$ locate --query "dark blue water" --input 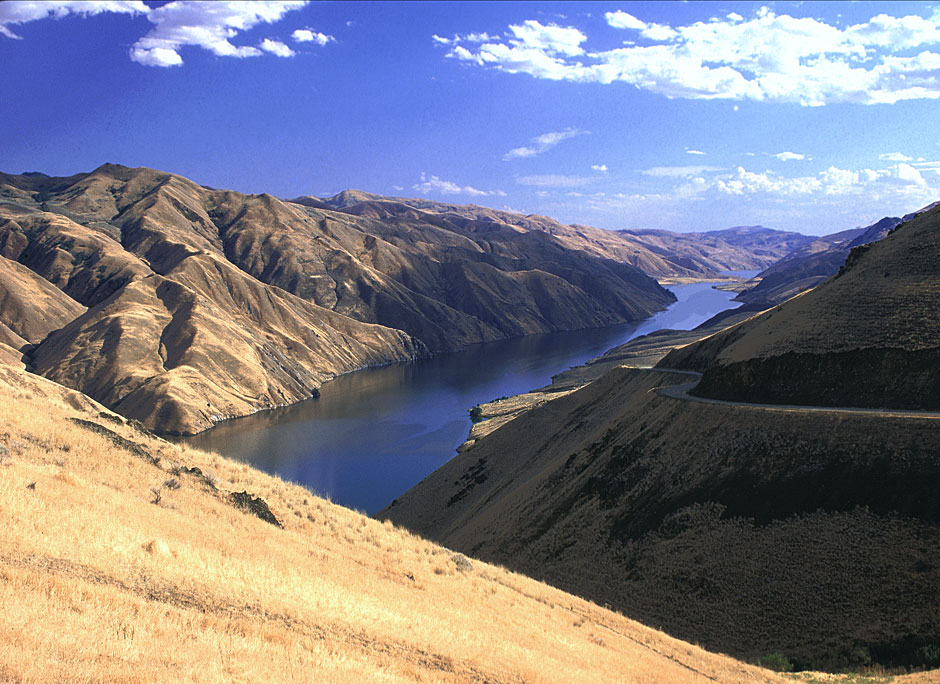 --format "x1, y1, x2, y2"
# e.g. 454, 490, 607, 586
181, 279, 750, 513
